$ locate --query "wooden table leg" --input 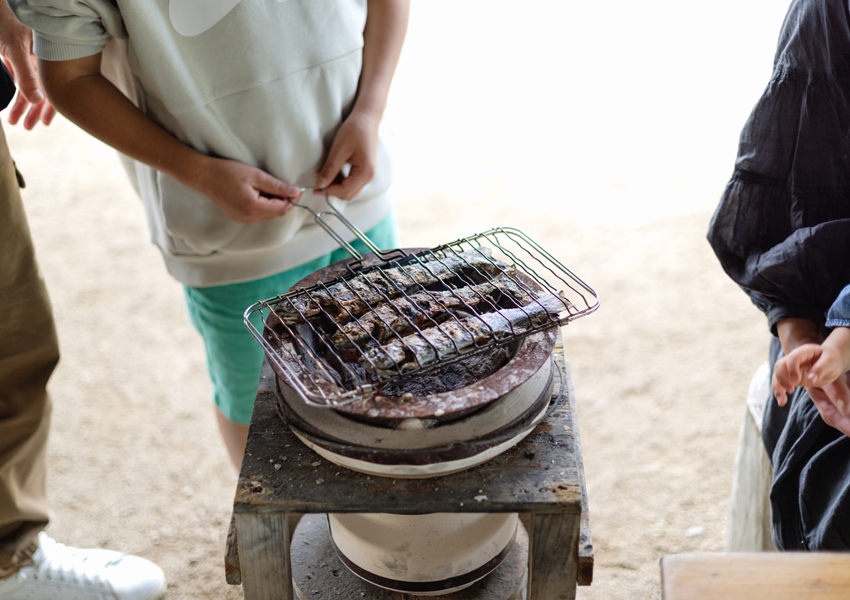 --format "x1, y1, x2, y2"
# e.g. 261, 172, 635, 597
526, 513, 581, 600
236, 512, 301, 600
